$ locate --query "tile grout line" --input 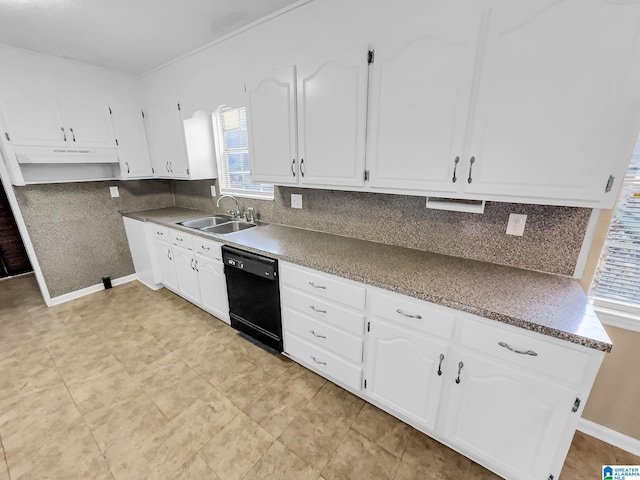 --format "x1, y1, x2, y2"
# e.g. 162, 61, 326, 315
44, 346, 117, 480
0, 428, 11, 480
